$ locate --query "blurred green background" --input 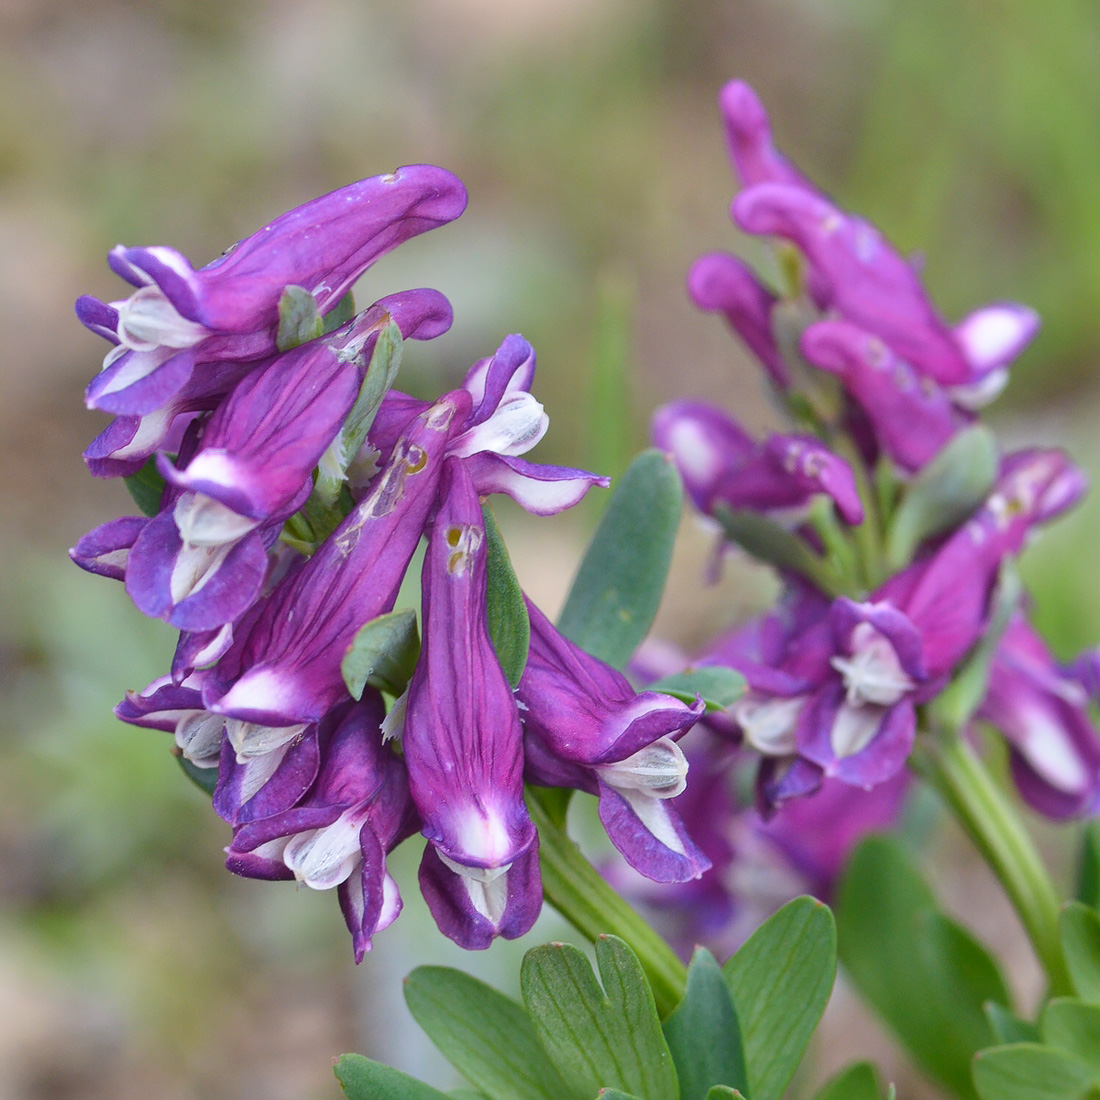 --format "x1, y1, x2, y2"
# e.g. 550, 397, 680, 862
3, 0, 1100, 1096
